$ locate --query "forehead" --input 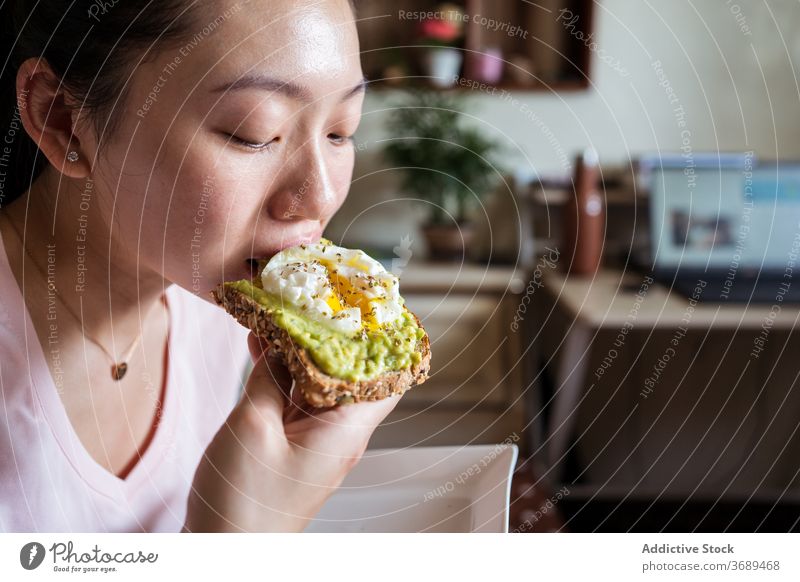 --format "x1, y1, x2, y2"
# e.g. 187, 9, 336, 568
189, 0, 360, 90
